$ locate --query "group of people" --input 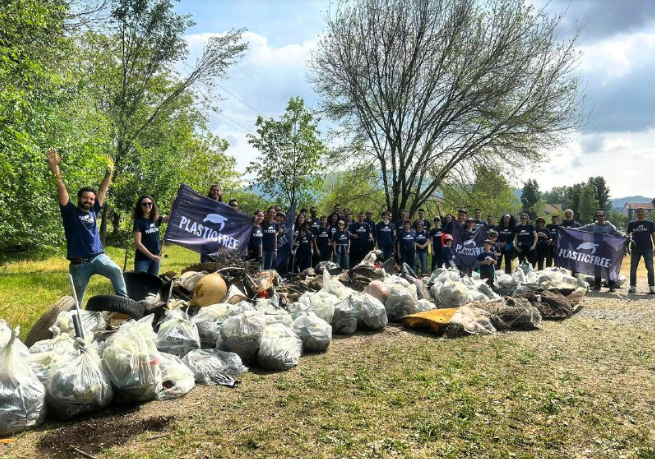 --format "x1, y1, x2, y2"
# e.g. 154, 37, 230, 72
46, 147, 655, 305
